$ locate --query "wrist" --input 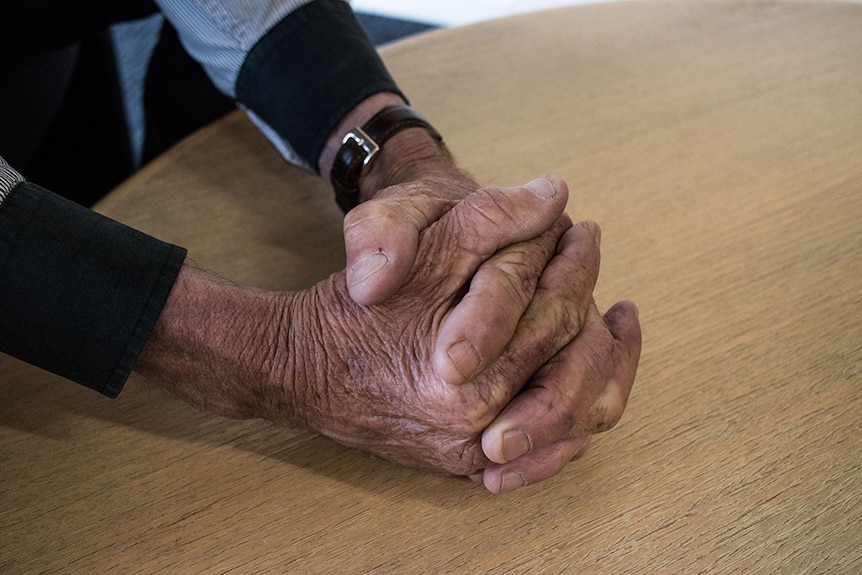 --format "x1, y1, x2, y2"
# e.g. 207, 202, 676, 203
318, 92, 406, 182
319, 93, 475, 208
356, 127, 470, 202
135, 265, 295, 422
